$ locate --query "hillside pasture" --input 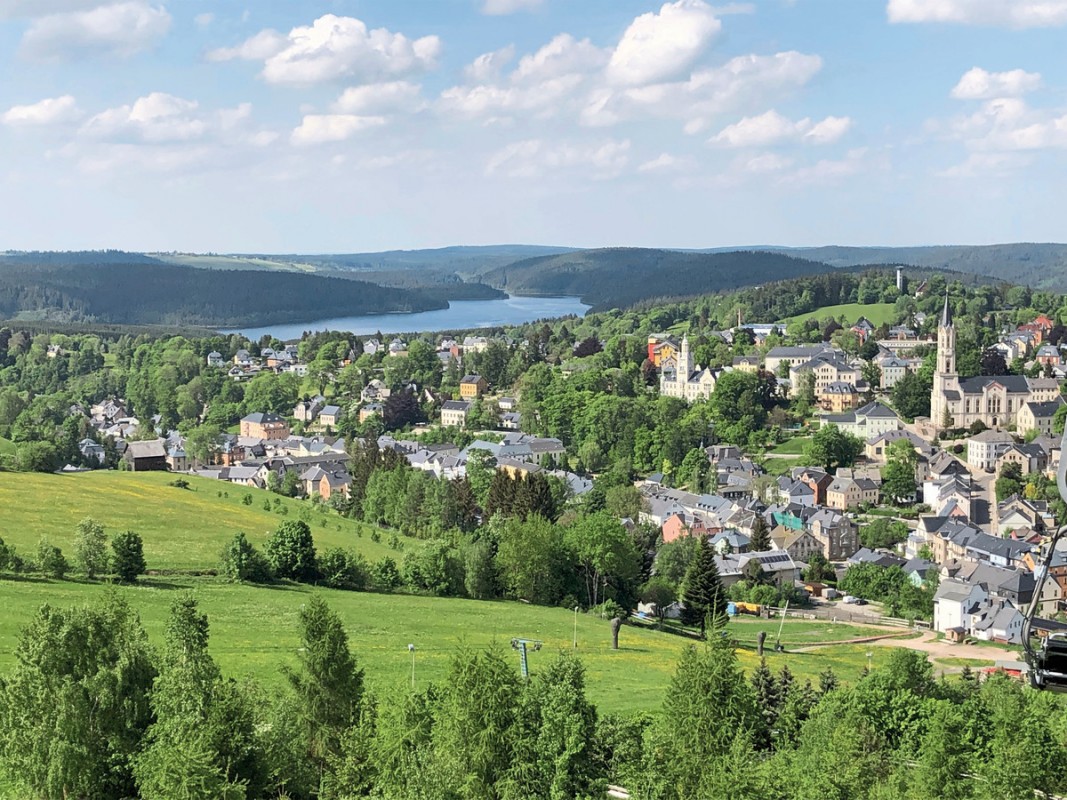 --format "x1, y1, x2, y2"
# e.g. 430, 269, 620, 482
784, 302, 897, 327
0, 471, 400, 572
